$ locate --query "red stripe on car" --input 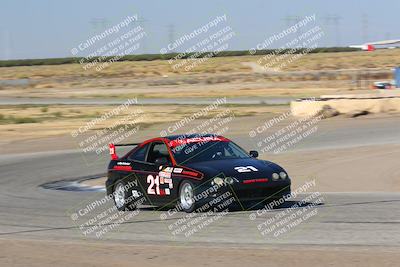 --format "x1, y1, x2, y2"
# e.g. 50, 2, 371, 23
181, 170, 199, 177
243, 178, 268, 184
113, 165, 132, 171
